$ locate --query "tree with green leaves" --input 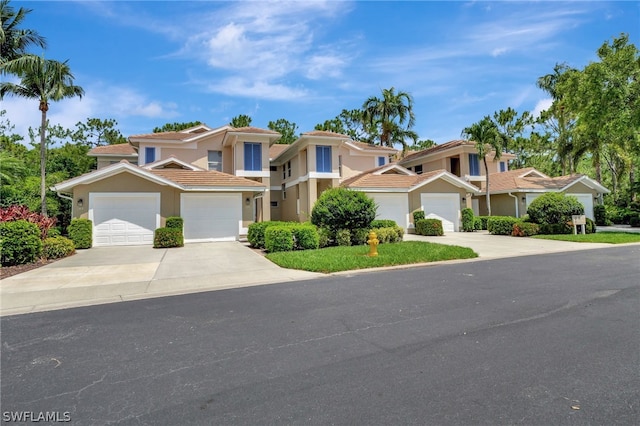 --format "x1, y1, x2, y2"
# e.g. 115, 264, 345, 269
268, 118, 298, 144
461, 116, 506, 216
0, 0, 46, 64
362, 87, 416, 152
230, 114, 252, 128
152, 121, 202, 133
315, 109, 372, 142
71, 118, 126, 147
492, 108, 532, 170
0, 55, 84, 216
408, 139, 436, 151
